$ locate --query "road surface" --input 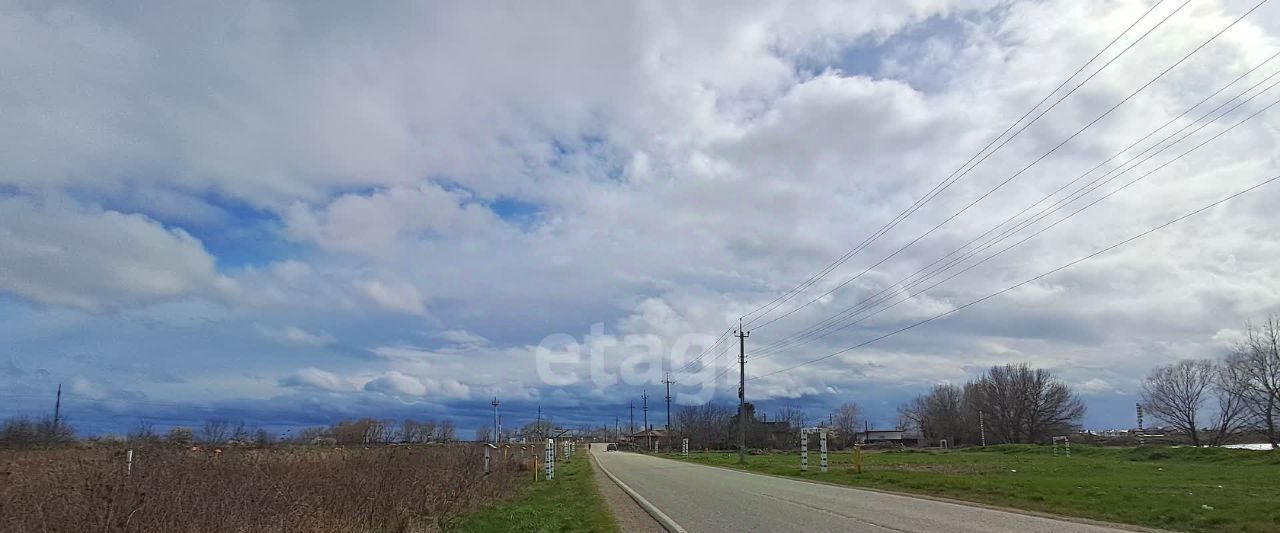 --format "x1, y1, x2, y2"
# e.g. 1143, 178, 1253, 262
590, 444, 1130, 533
